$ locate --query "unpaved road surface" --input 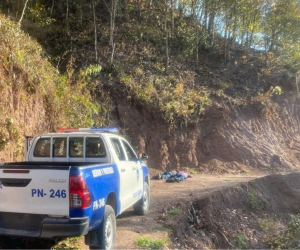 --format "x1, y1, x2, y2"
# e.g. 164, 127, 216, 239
114, 174, 261, 249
